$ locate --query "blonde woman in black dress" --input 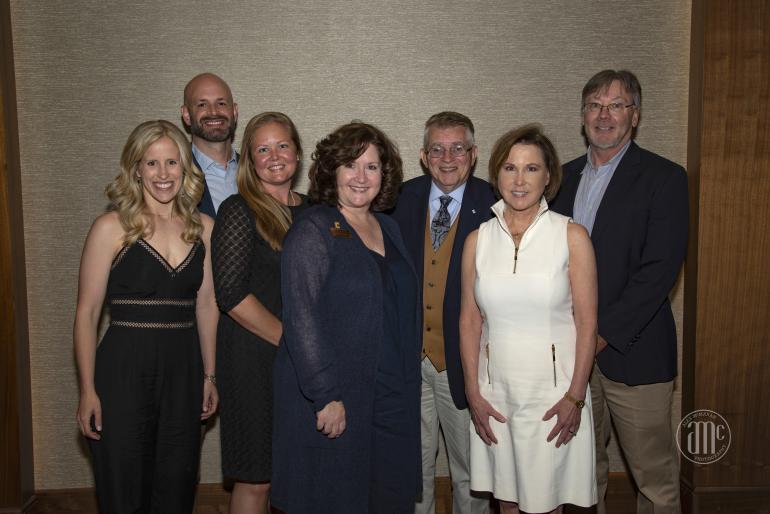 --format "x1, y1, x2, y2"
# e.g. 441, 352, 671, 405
212, 112, 307, 514
74, 120, 219, 514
